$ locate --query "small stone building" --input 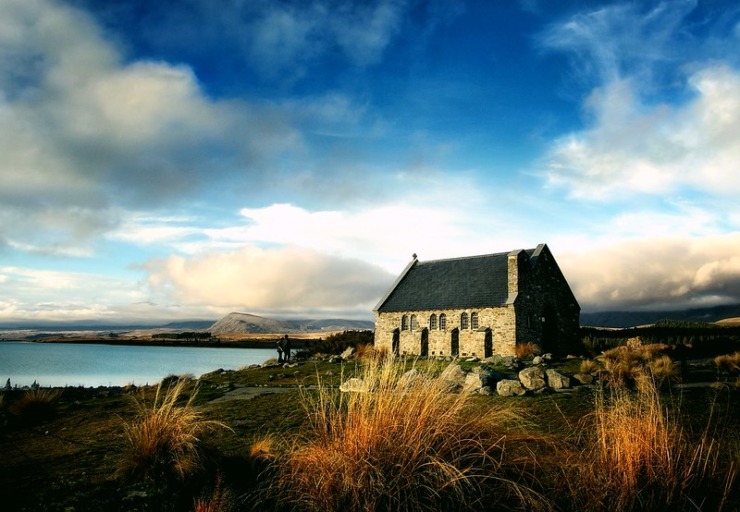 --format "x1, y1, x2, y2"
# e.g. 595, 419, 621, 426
373, 244, 580, 357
